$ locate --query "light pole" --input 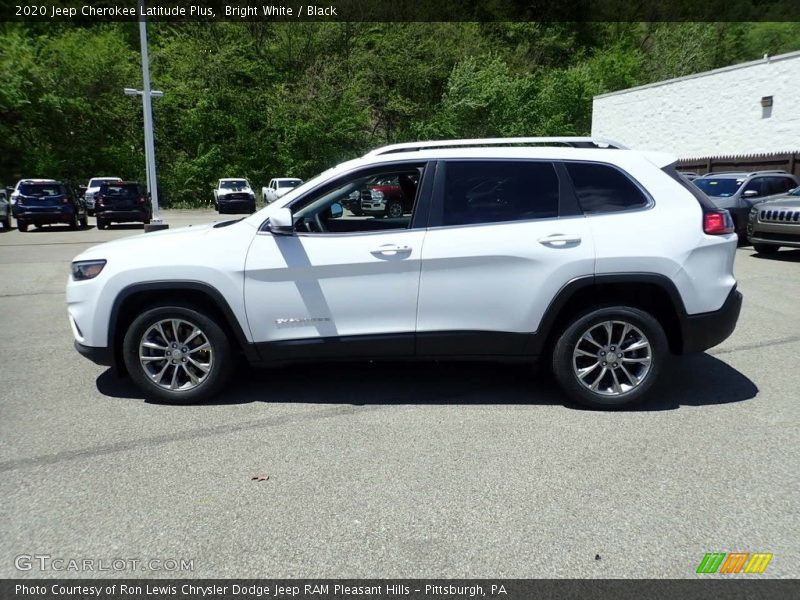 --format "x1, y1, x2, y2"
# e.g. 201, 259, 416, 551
125, 2, 168, 232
